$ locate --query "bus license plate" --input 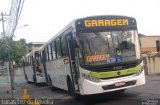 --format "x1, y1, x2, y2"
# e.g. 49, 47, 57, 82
115, 81, 126, 87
